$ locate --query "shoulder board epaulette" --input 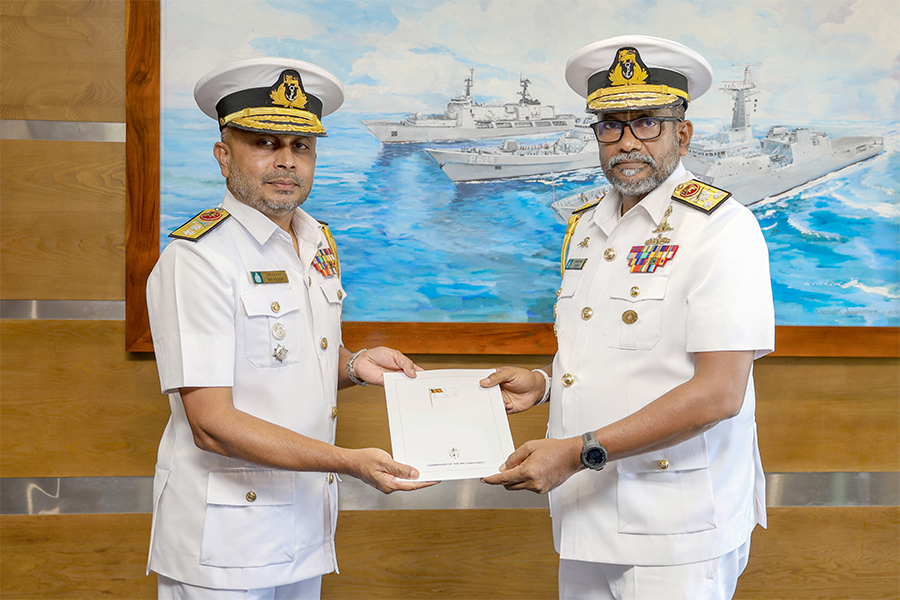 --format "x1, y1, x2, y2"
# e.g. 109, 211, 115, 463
671, 180, 731, 214
169, 208, 230, 241
318, 220, 341, 277
572, 196, 603, 216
